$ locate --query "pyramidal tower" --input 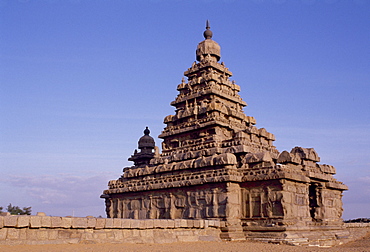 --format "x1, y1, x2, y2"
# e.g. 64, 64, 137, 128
101, 22, 348, 244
